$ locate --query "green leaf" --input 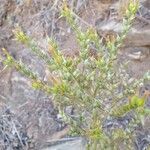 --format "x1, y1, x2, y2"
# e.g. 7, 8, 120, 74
130, 95, 145, 108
